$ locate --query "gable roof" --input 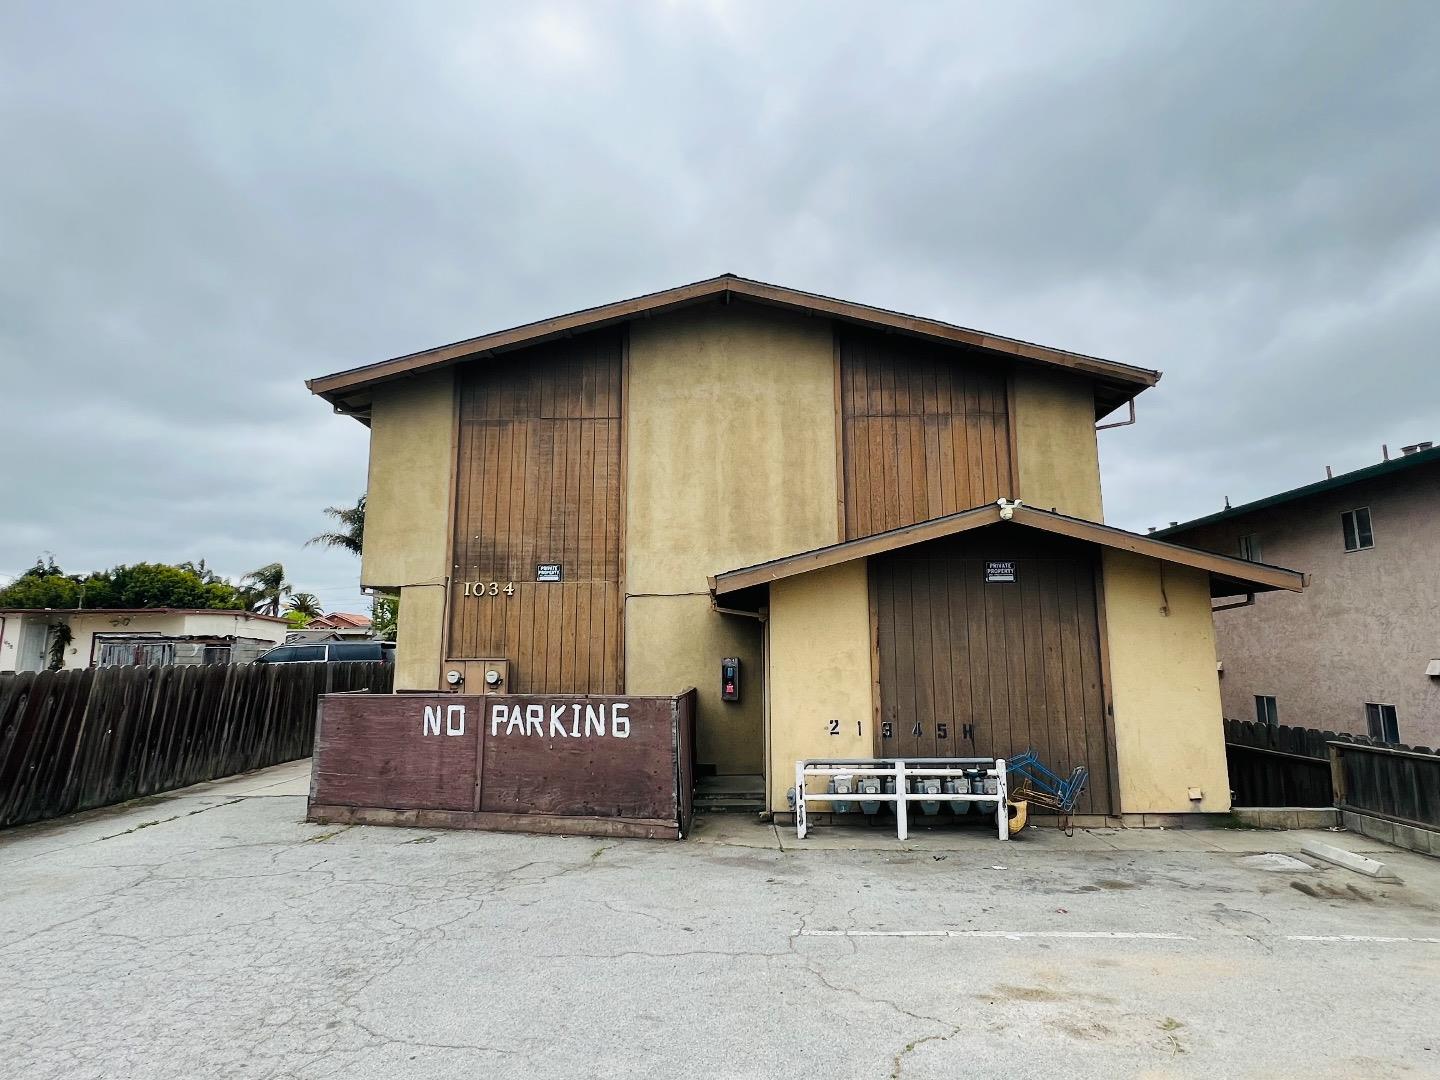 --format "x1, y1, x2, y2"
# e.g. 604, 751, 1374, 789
1154, 443, 1440, 539
709, 502, 1305, 602
308, 611, 371, 629
308, 274, 1160, 421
